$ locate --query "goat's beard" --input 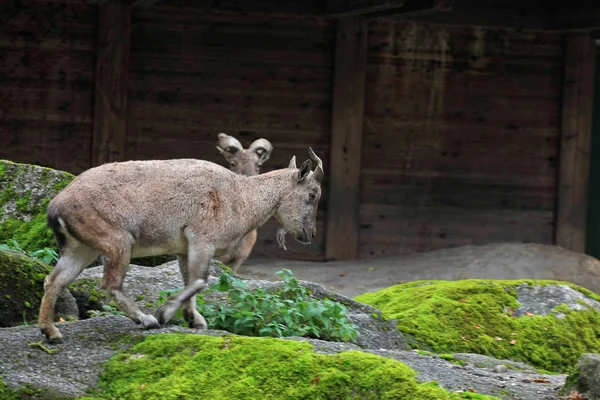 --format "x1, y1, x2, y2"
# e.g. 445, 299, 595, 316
276, 227, 288, 251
